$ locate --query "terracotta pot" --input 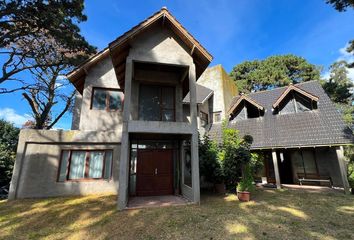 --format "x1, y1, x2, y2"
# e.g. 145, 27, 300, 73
237, 191, 250, 202
214, 183, 226, 194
